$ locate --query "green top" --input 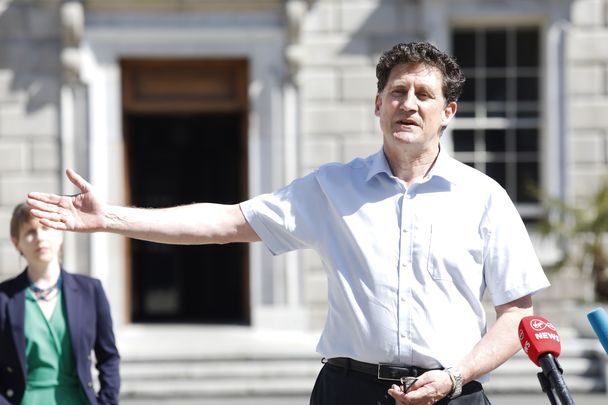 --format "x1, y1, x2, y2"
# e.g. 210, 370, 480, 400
22, 287, 90, 405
